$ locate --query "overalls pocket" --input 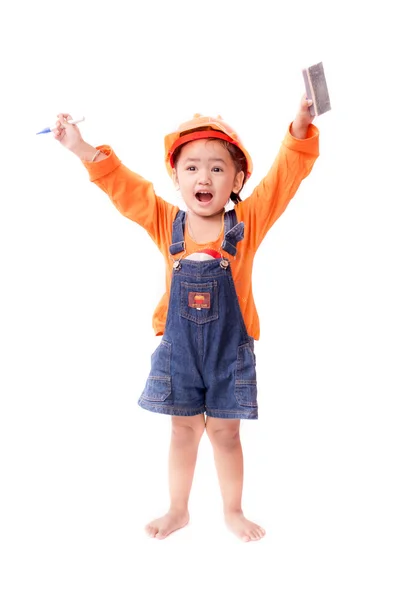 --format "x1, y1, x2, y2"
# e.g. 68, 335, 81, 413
180, 281, 219, 325
235, 342, 258, 407
141, 340, 172, 402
